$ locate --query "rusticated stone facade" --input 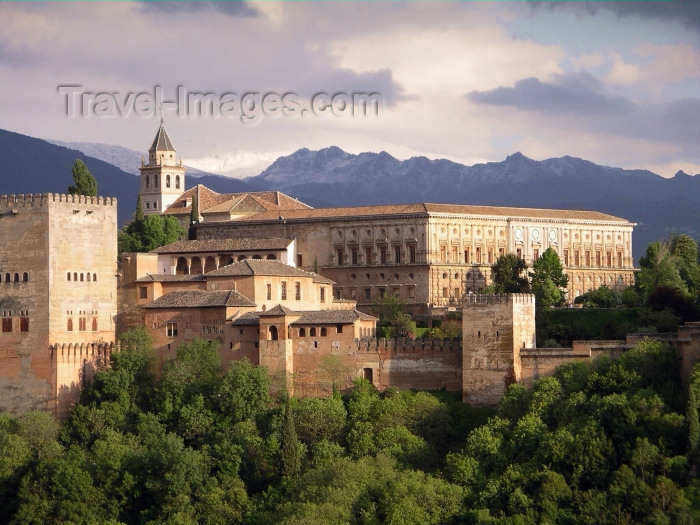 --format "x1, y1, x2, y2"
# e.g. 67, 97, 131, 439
194, 204, 636, 318
0, 194, 118, 418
